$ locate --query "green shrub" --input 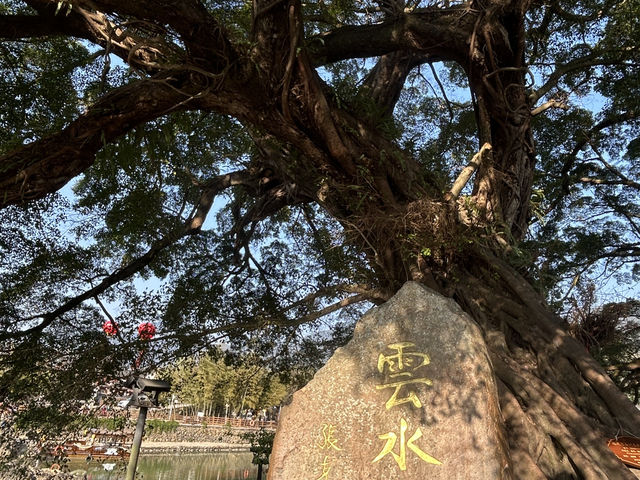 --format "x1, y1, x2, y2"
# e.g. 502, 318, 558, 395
66, 414, 129, 432
146, 419, 179, 434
